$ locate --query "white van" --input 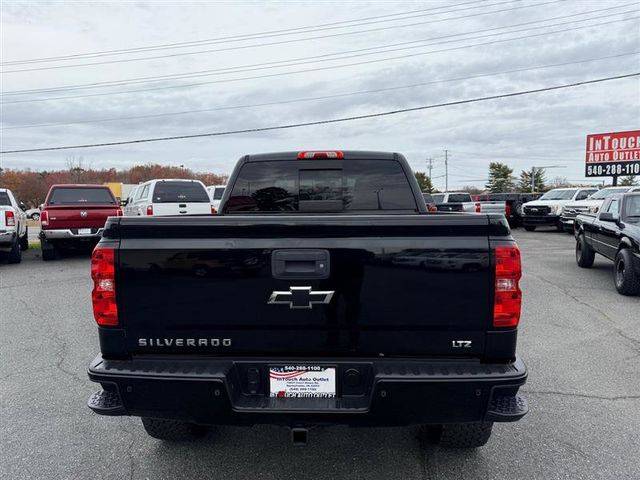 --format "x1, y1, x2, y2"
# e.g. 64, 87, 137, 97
206, 185, 226, 213
124, 179, 213, 216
